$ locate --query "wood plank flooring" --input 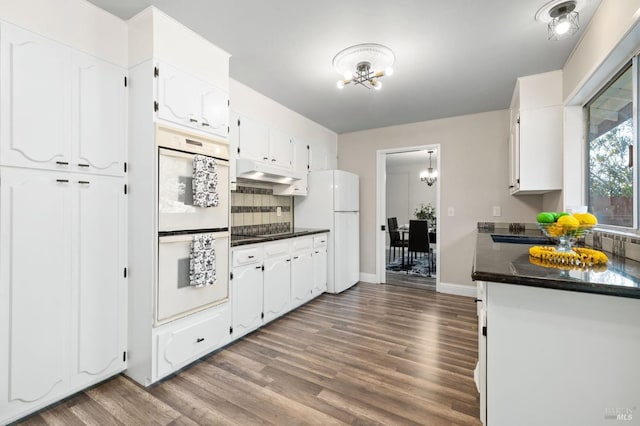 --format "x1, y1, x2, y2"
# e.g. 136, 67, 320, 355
18, 283, 481, 426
